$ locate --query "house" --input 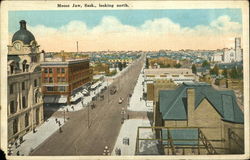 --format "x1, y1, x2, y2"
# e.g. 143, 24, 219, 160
155, 82, 244, 154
